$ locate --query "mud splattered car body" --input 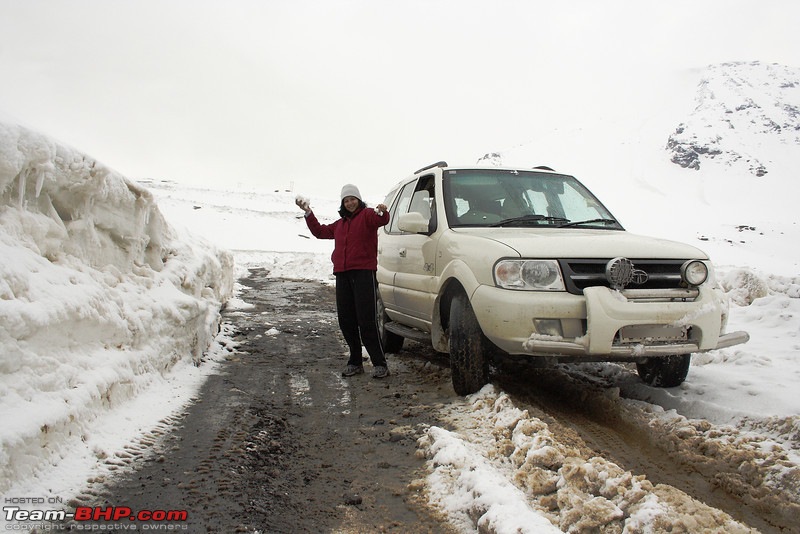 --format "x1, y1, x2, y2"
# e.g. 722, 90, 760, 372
377, 162, 749, 395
